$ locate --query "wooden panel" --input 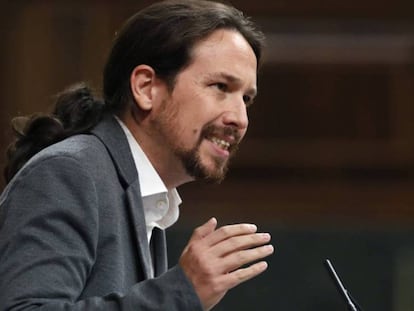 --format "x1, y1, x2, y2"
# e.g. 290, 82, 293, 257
178, 178, 414, 228
4, 0, 414, 18
232, 0, 414, 18
231, 64, 414, 172
252, 65, 391, 139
